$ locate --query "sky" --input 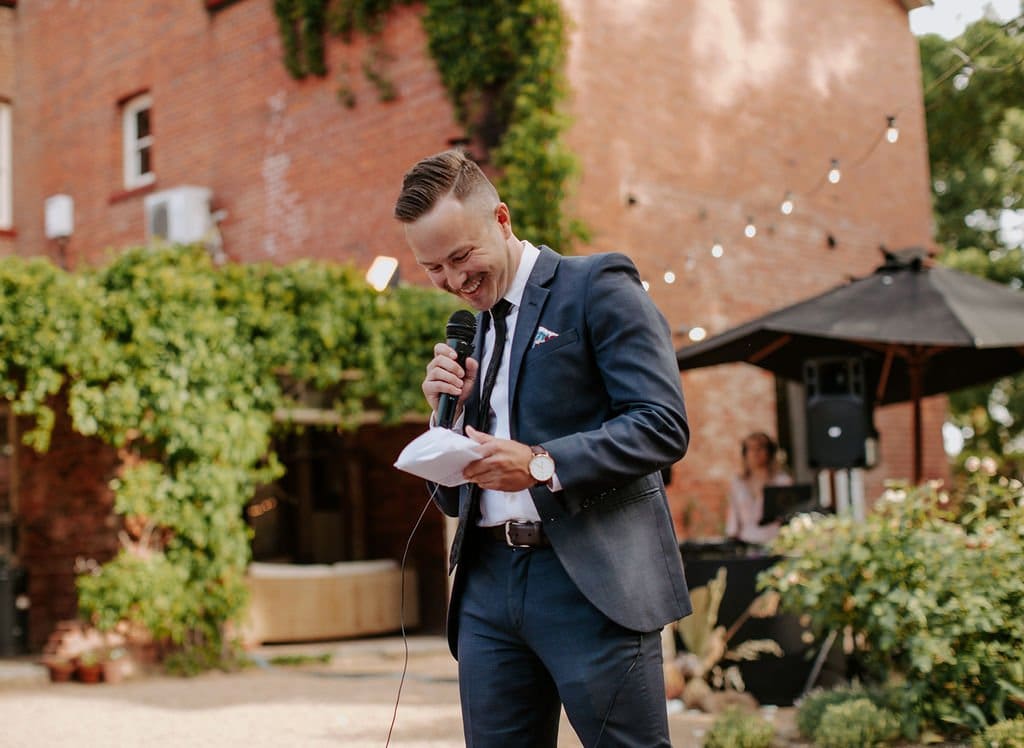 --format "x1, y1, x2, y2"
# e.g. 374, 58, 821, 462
909, 0, 1022, 39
